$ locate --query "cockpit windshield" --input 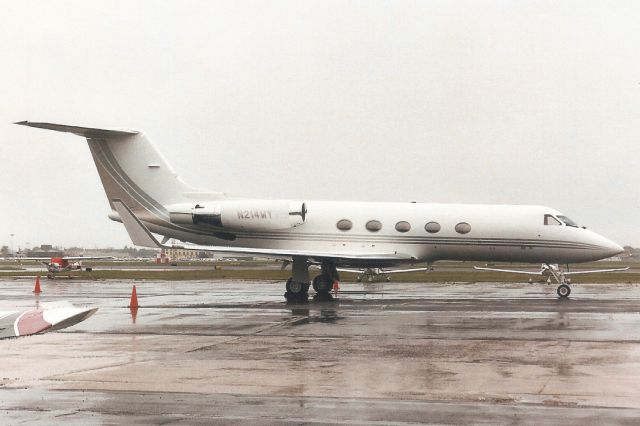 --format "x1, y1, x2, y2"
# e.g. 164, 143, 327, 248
557, 215, 579, 227
544, 214, 562, 226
